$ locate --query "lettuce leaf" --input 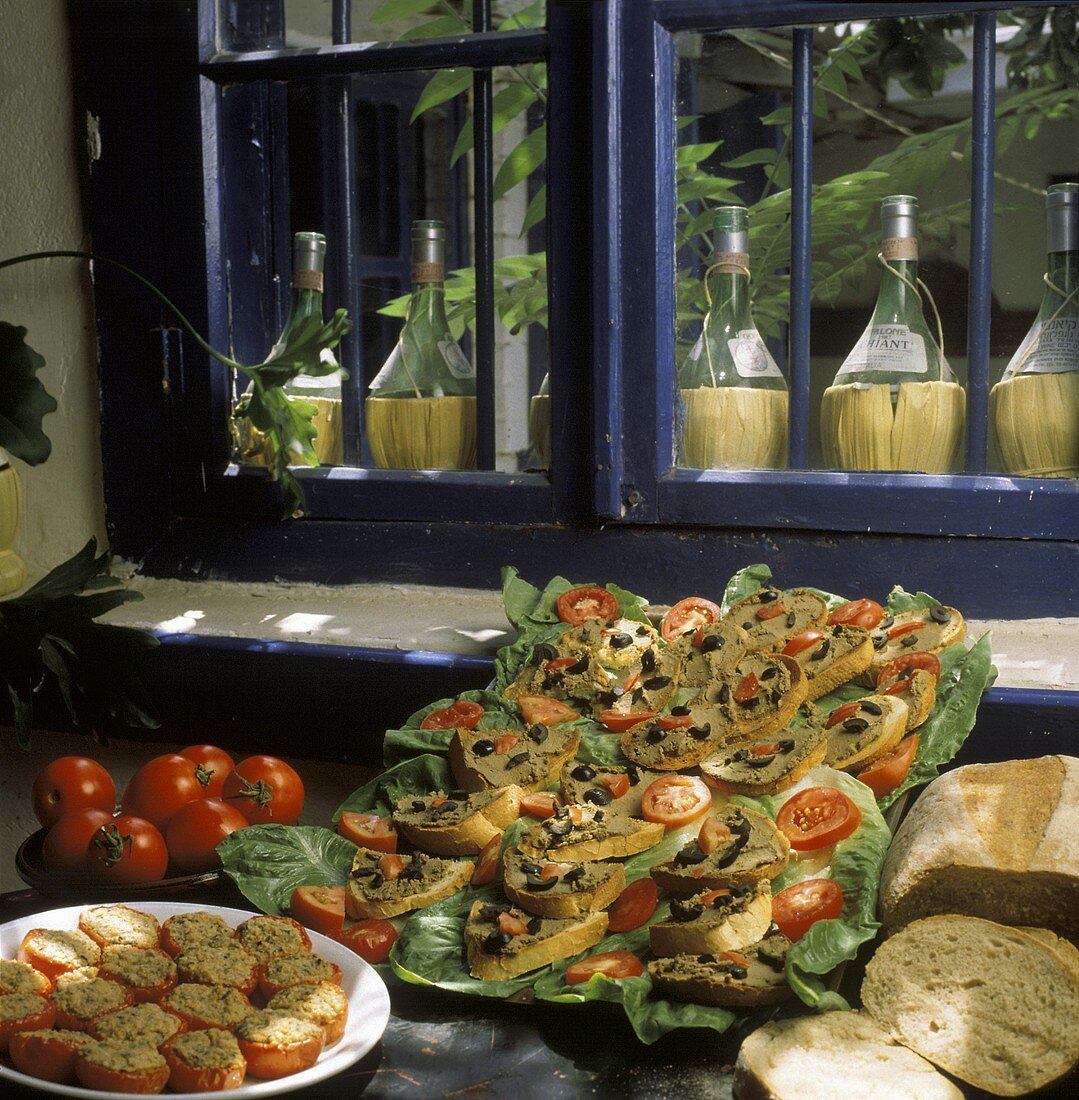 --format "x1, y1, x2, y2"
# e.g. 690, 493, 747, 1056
334, 754, 452, 820
886, 585, 942, 613
720, 563, 773, 612
383, 690, 520, 767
